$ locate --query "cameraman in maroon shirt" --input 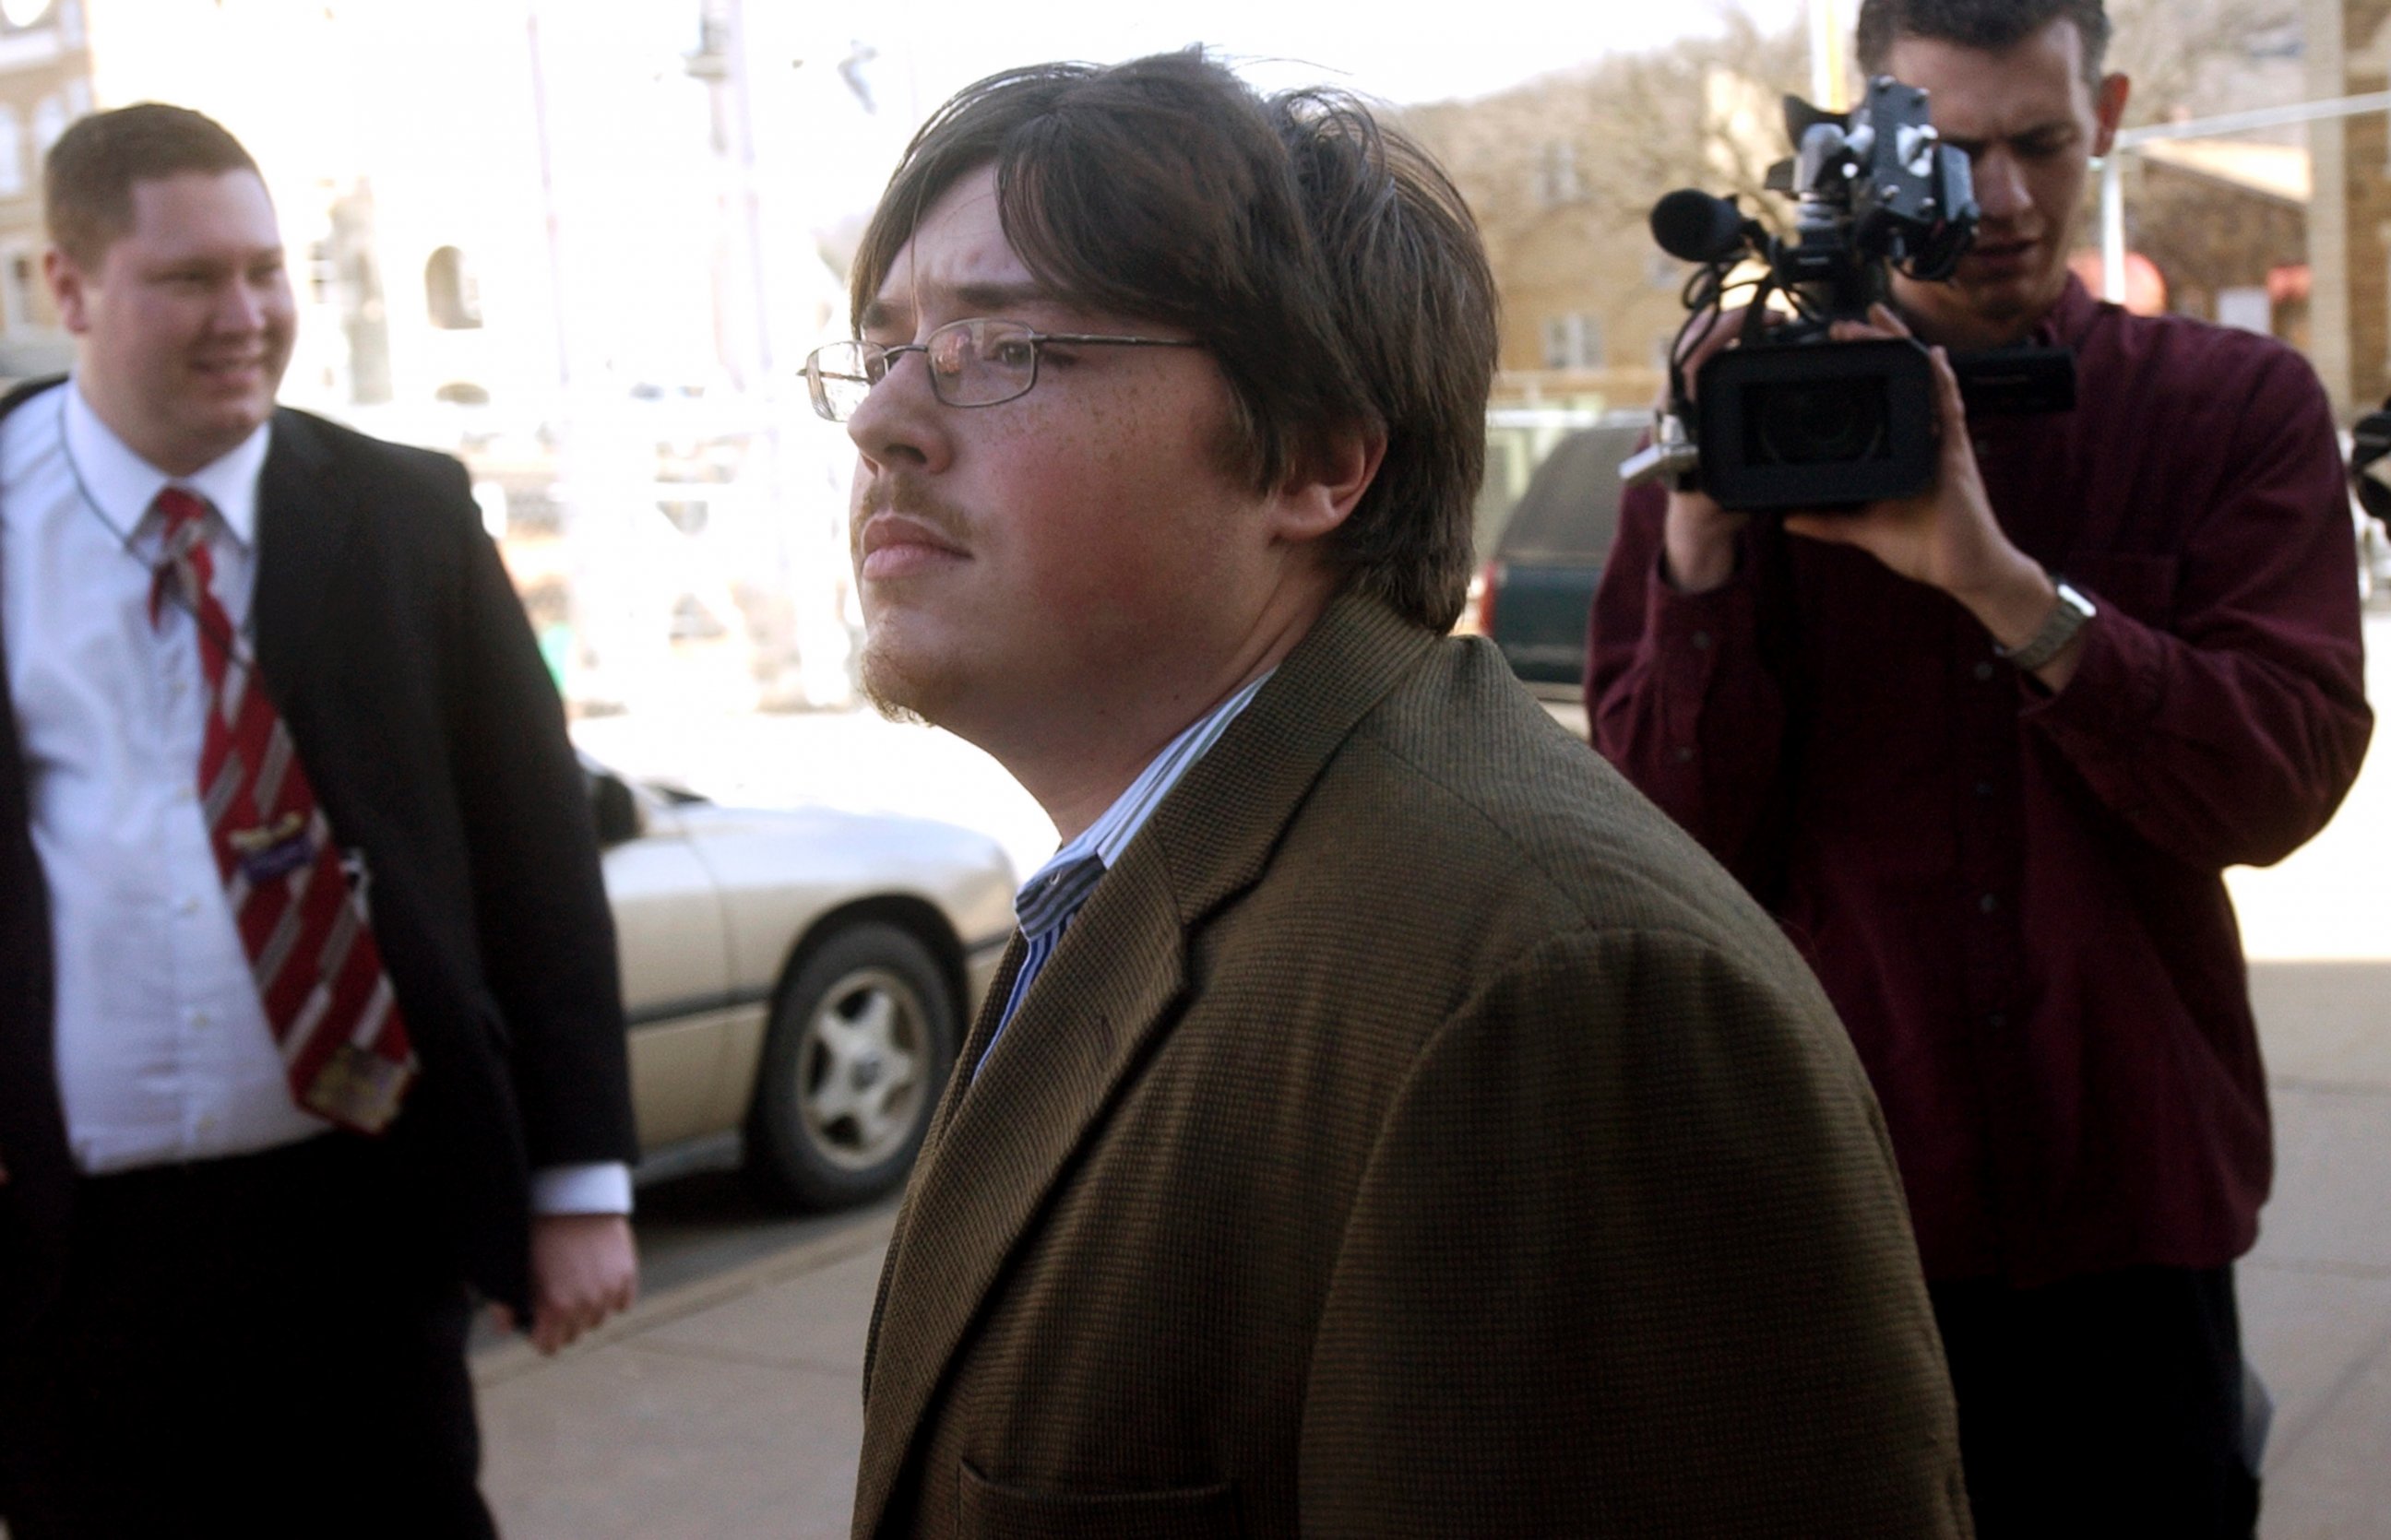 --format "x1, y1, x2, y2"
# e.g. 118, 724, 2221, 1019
1588, 3, 2372, 1535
